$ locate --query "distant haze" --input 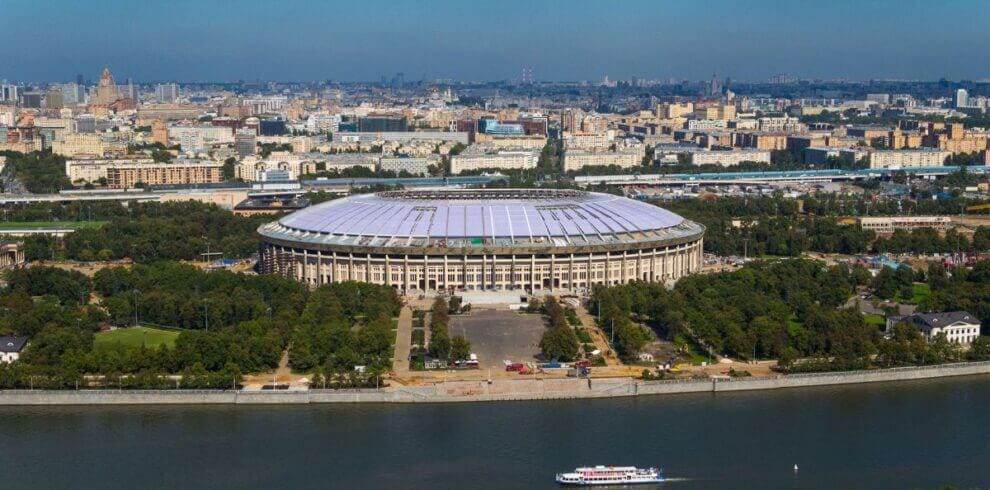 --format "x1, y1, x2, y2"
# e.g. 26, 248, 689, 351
3, 0, 989, 83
